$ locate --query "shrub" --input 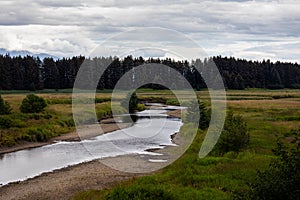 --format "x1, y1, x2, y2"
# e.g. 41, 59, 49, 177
121, 92, 138, 113
0, 95, 12, 115
0, 116, 13, 128
213, 111, 249, 154
166, 98, 180, 106
137, 103, 145, 111
185, 100, 210, 130
0, 116, 26, 129
26, 128, 52, 142
20, 94, 47, 113
235, 129, 300, 200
